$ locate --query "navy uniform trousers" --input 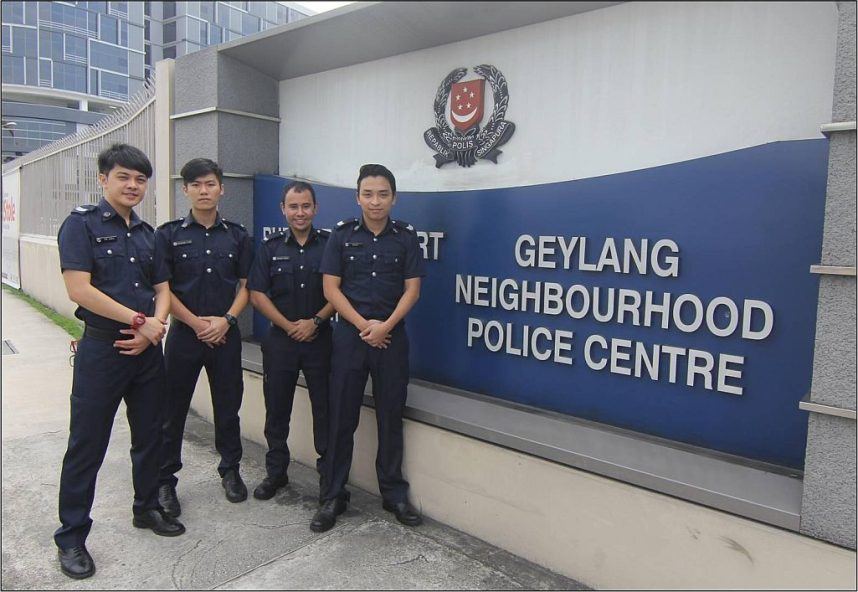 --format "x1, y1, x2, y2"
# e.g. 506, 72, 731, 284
323, 321, 410, 504
261, 325, 331, 478
159, 321, 243, 484
54, 334, 165, 550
